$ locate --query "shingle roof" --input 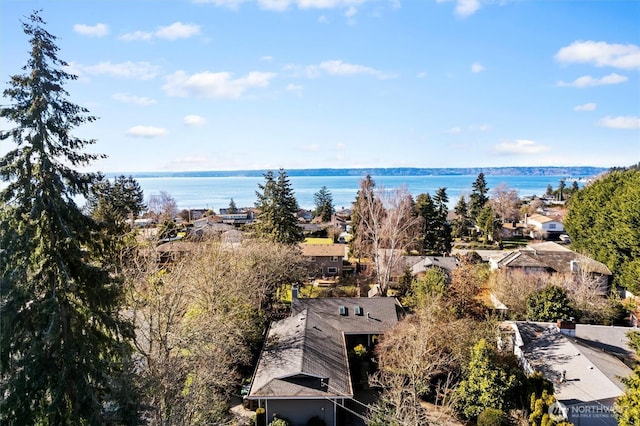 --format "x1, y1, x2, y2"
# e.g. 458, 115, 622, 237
515, 322, 632, 404
494, 242, 611, 275
299, 244, 347, 257
249, 297, 403, 399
